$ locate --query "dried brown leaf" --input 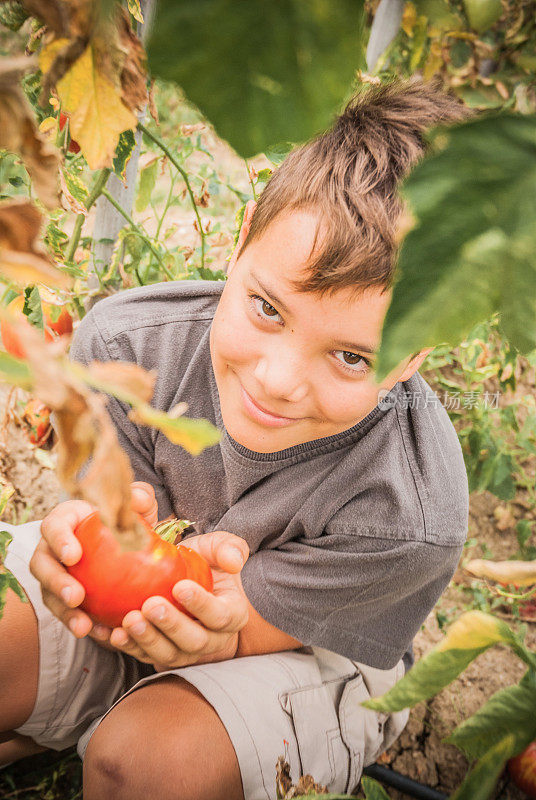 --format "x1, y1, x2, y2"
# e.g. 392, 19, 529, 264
116, 6, 147, 112
0, 200, 69, 288
465, 558, 536, 587
0, 57, 60, 209
87, 361, 156, 404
